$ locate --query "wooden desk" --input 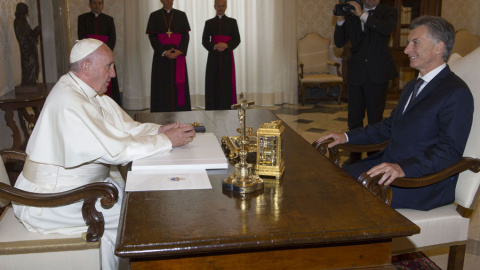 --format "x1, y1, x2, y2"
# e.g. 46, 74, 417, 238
0, 84, 53, 149
116, 109, 419, 270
